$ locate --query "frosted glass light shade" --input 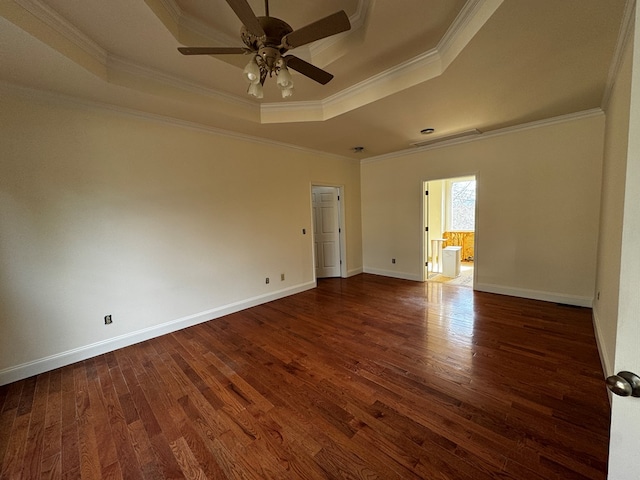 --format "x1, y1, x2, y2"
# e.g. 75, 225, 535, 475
243, 57, 261, 84
276, 67, 293, 89
247, 82, 263, 98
